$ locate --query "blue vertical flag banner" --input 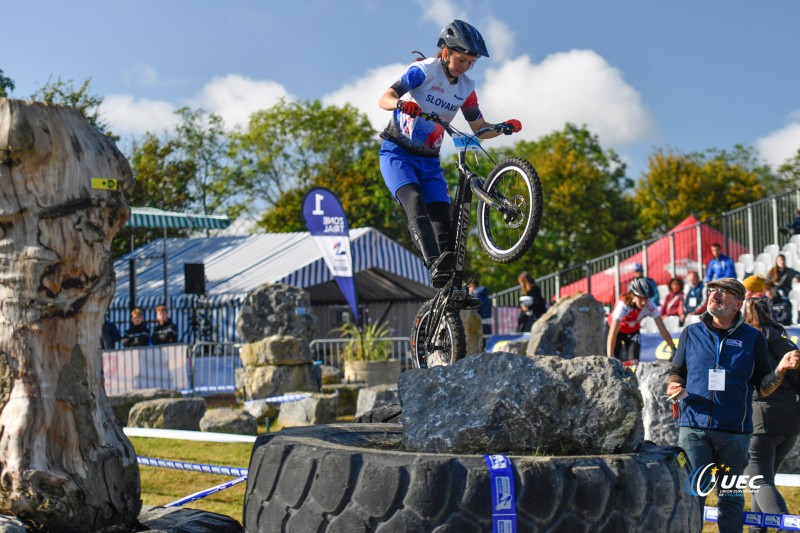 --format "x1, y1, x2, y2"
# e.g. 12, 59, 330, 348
302, 188, 359, 321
